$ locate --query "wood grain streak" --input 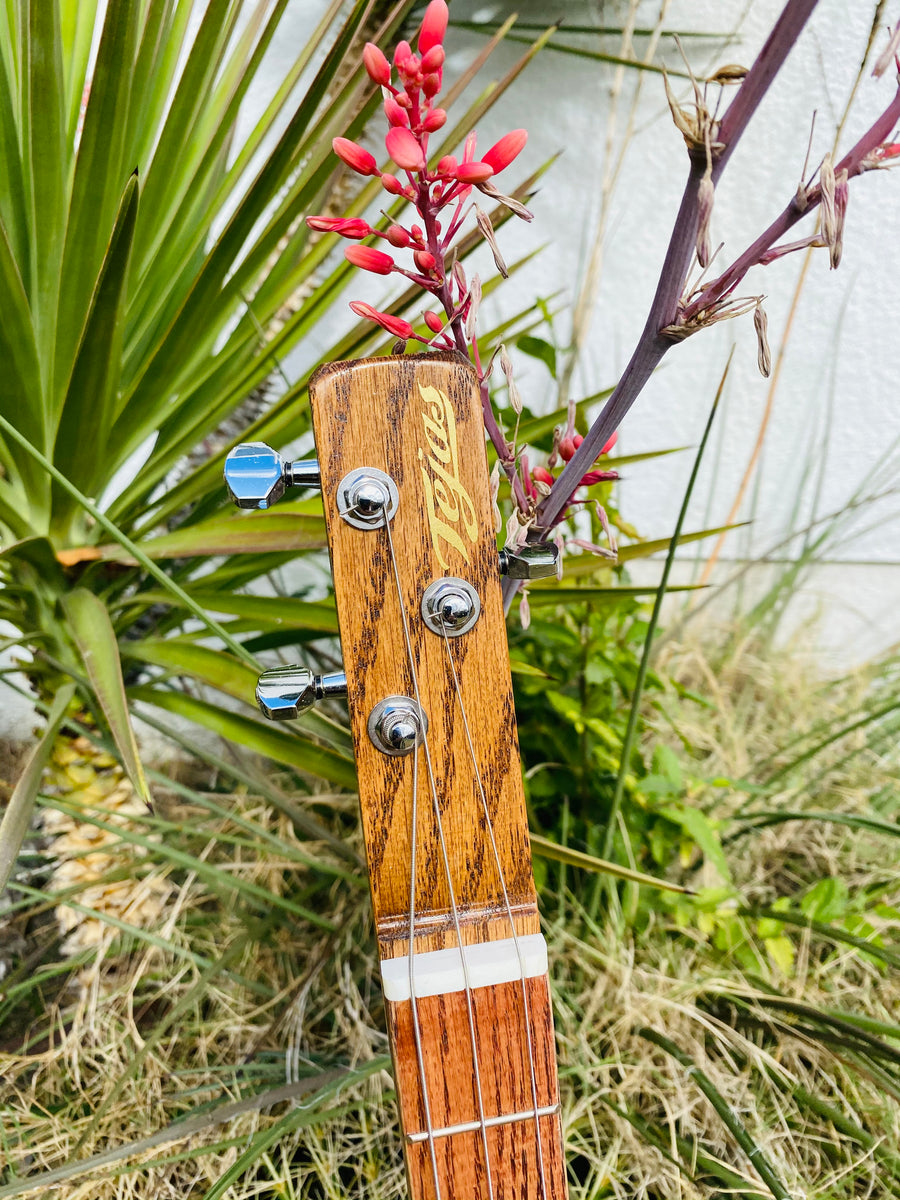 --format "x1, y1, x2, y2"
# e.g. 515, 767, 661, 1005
309, 354, 567, 1198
